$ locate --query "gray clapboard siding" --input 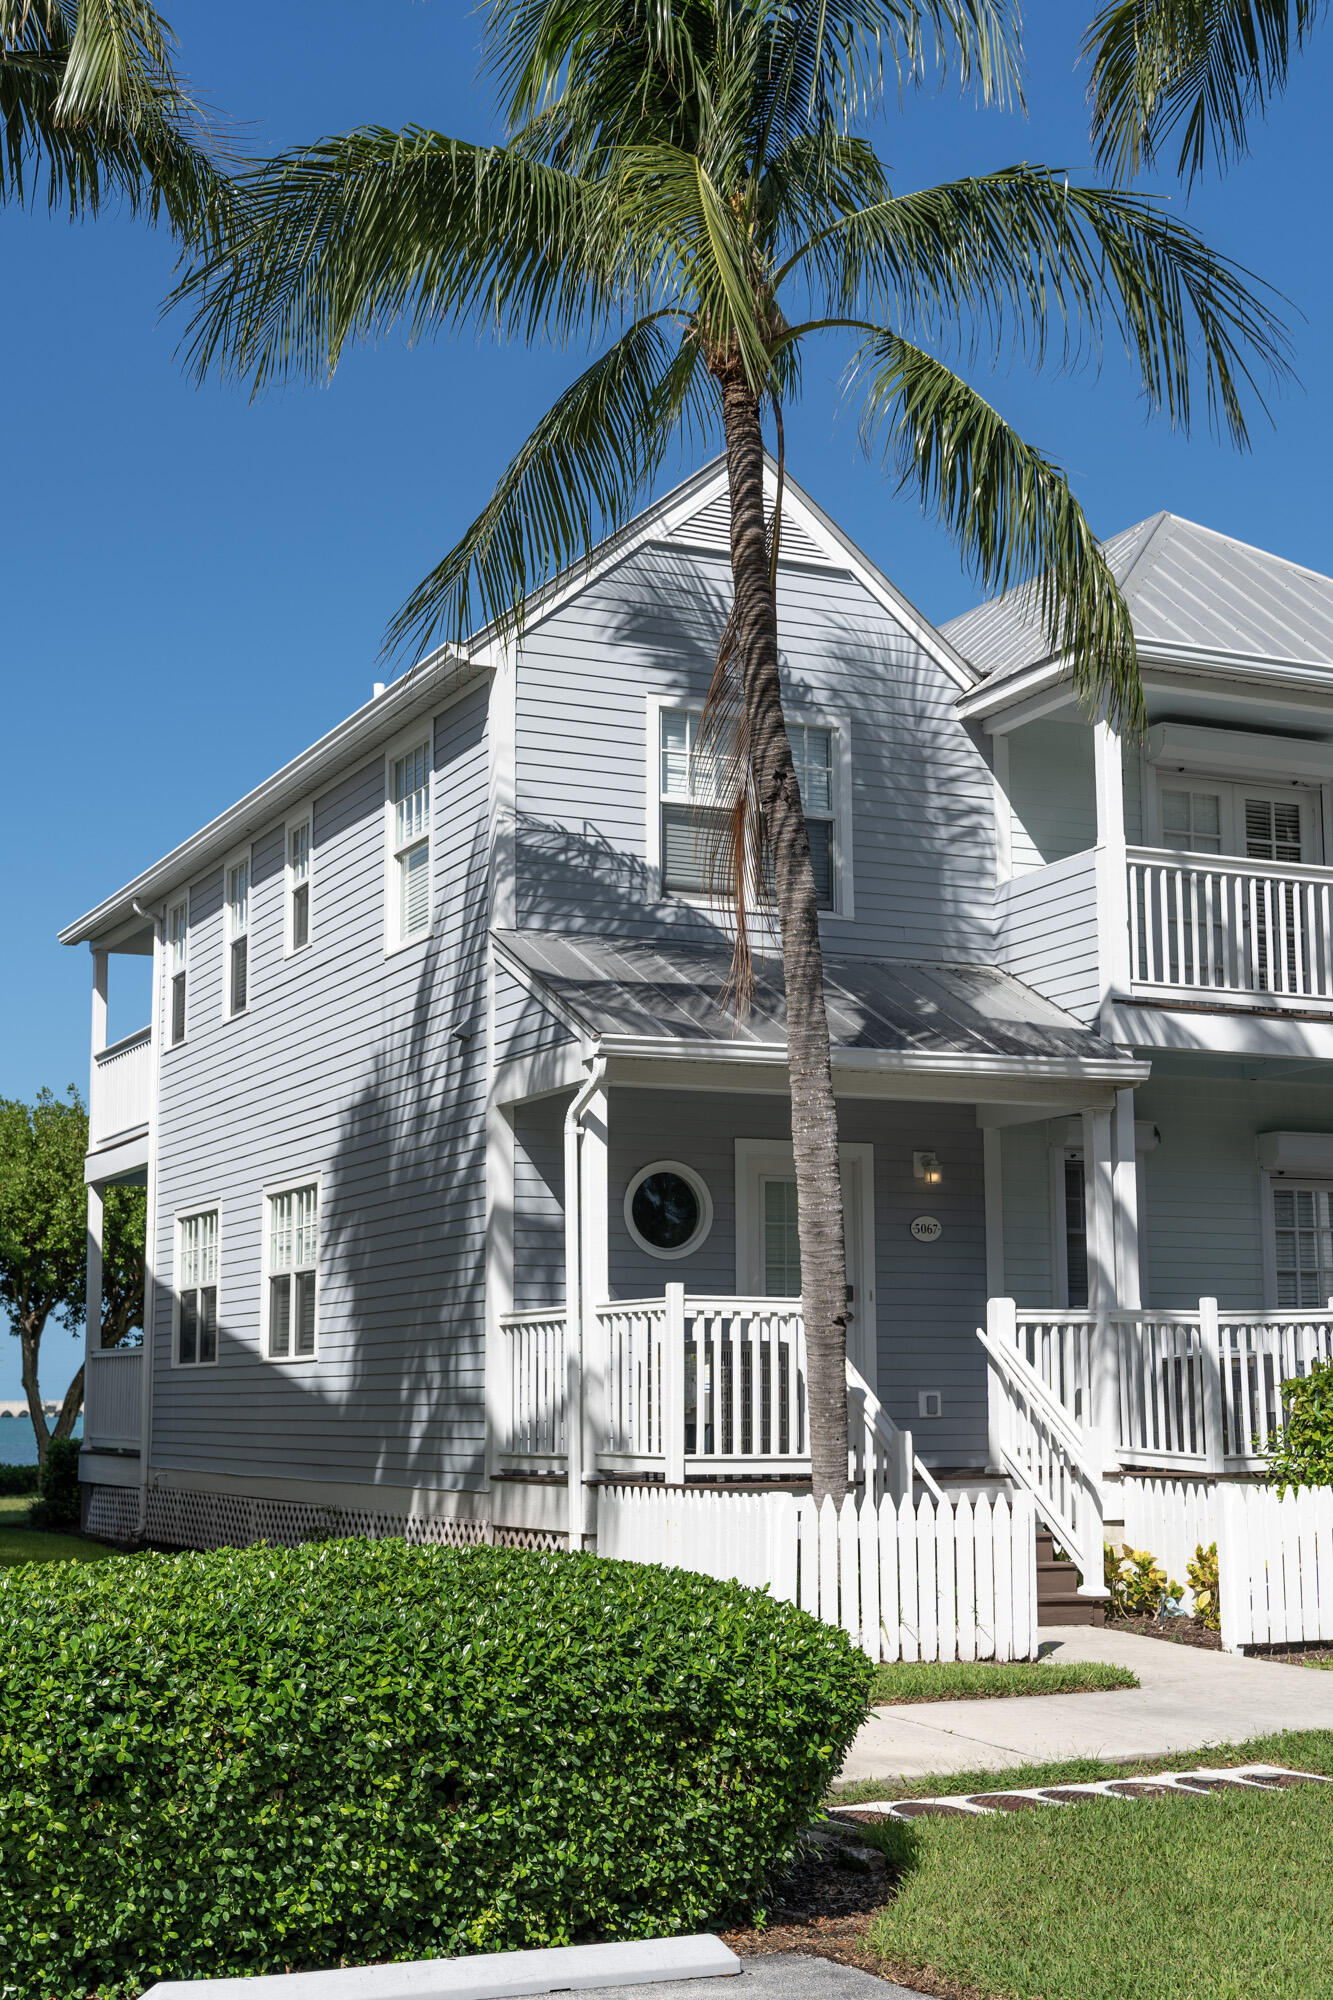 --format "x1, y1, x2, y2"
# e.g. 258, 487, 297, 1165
999, 1121, 1057, 1305
494, 965, 575, 1067
996, 850, 1100, 1023
514, 542, 996, 962
1135, 1072, 1333, 1309
1008, 719, 1096, 874
513, 1096, 567, 1313
151, 682, 491, 1496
